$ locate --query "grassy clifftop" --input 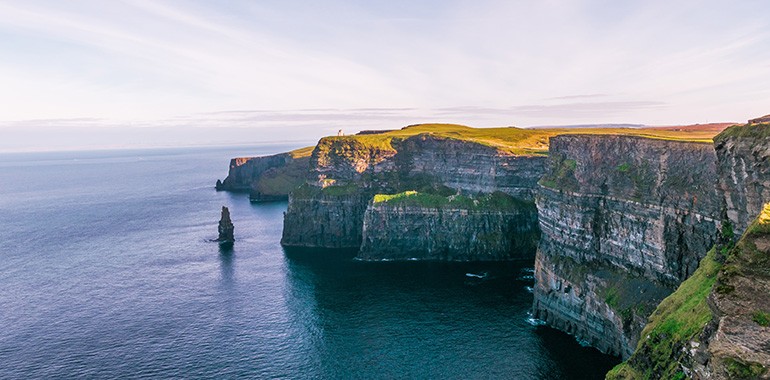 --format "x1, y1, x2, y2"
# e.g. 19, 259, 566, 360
314, 123, 725, 157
